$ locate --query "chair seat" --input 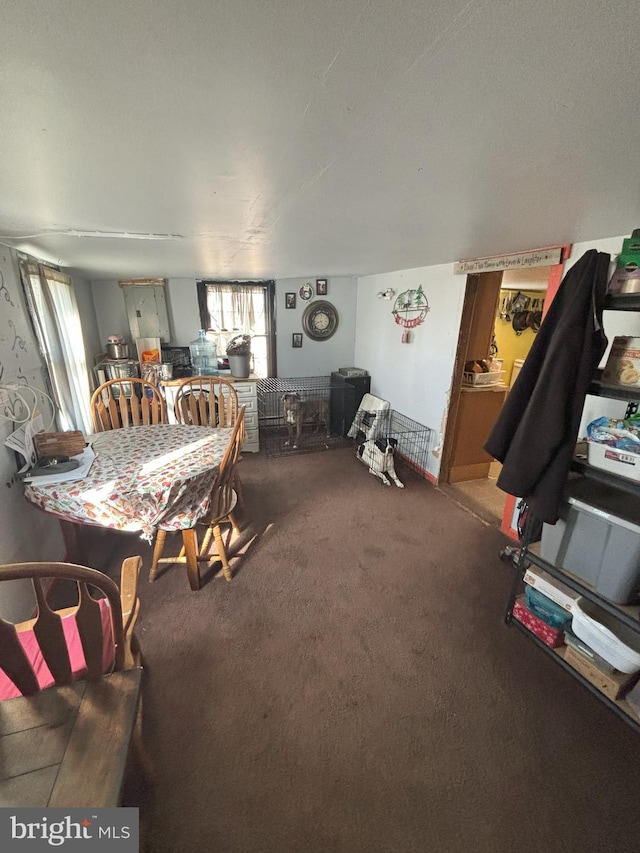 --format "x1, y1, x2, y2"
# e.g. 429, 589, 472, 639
0, 598, 114, 701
